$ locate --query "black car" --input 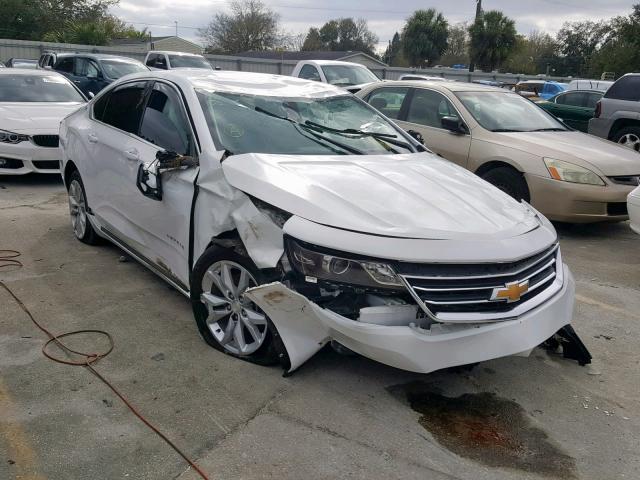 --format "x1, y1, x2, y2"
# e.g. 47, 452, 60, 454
40, 53, 148, 97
